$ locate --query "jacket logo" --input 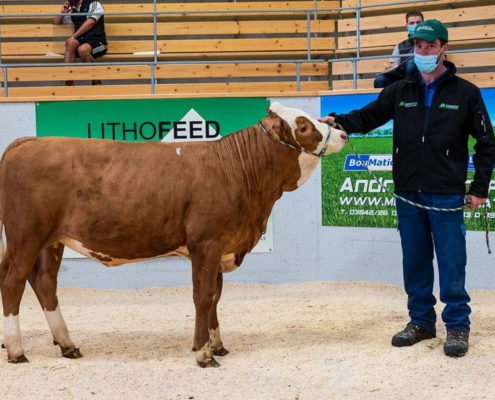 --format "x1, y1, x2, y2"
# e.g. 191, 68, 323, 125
439, 103, 459, 110
399, 101, 418, 108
